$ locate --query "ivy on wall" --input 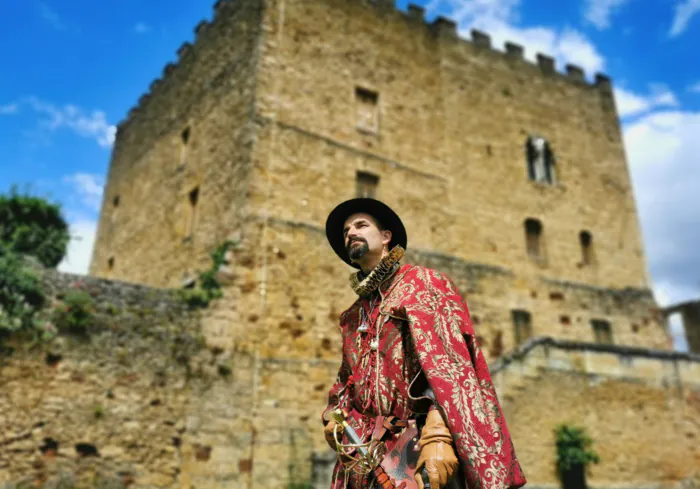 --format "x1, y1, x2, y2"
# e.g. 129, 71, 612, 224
180, 239, 238, 309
